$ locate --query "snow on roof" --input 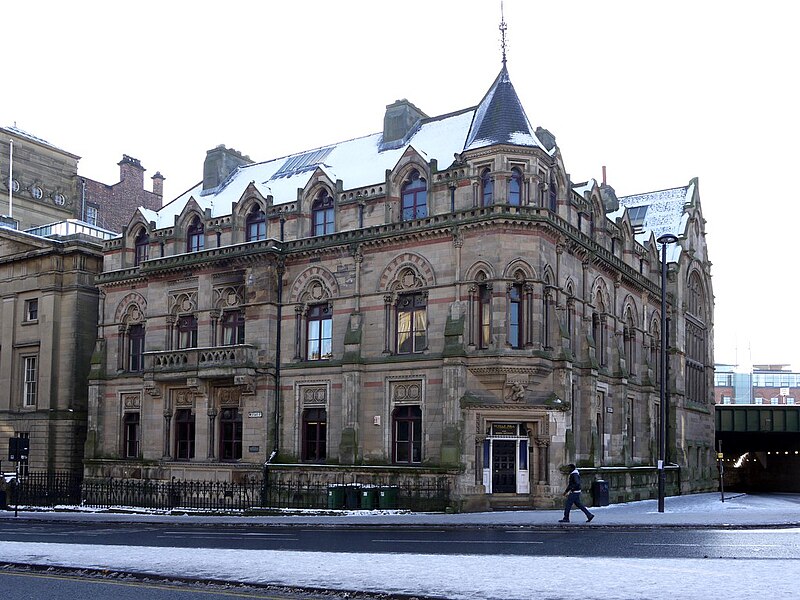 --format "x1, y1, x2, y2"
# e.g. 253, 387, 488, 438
148, 109, 476, 229
464, 66, 546, 153
3, 124, 79, 158
572, 179, 596, 199
619, 182, 695, 262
